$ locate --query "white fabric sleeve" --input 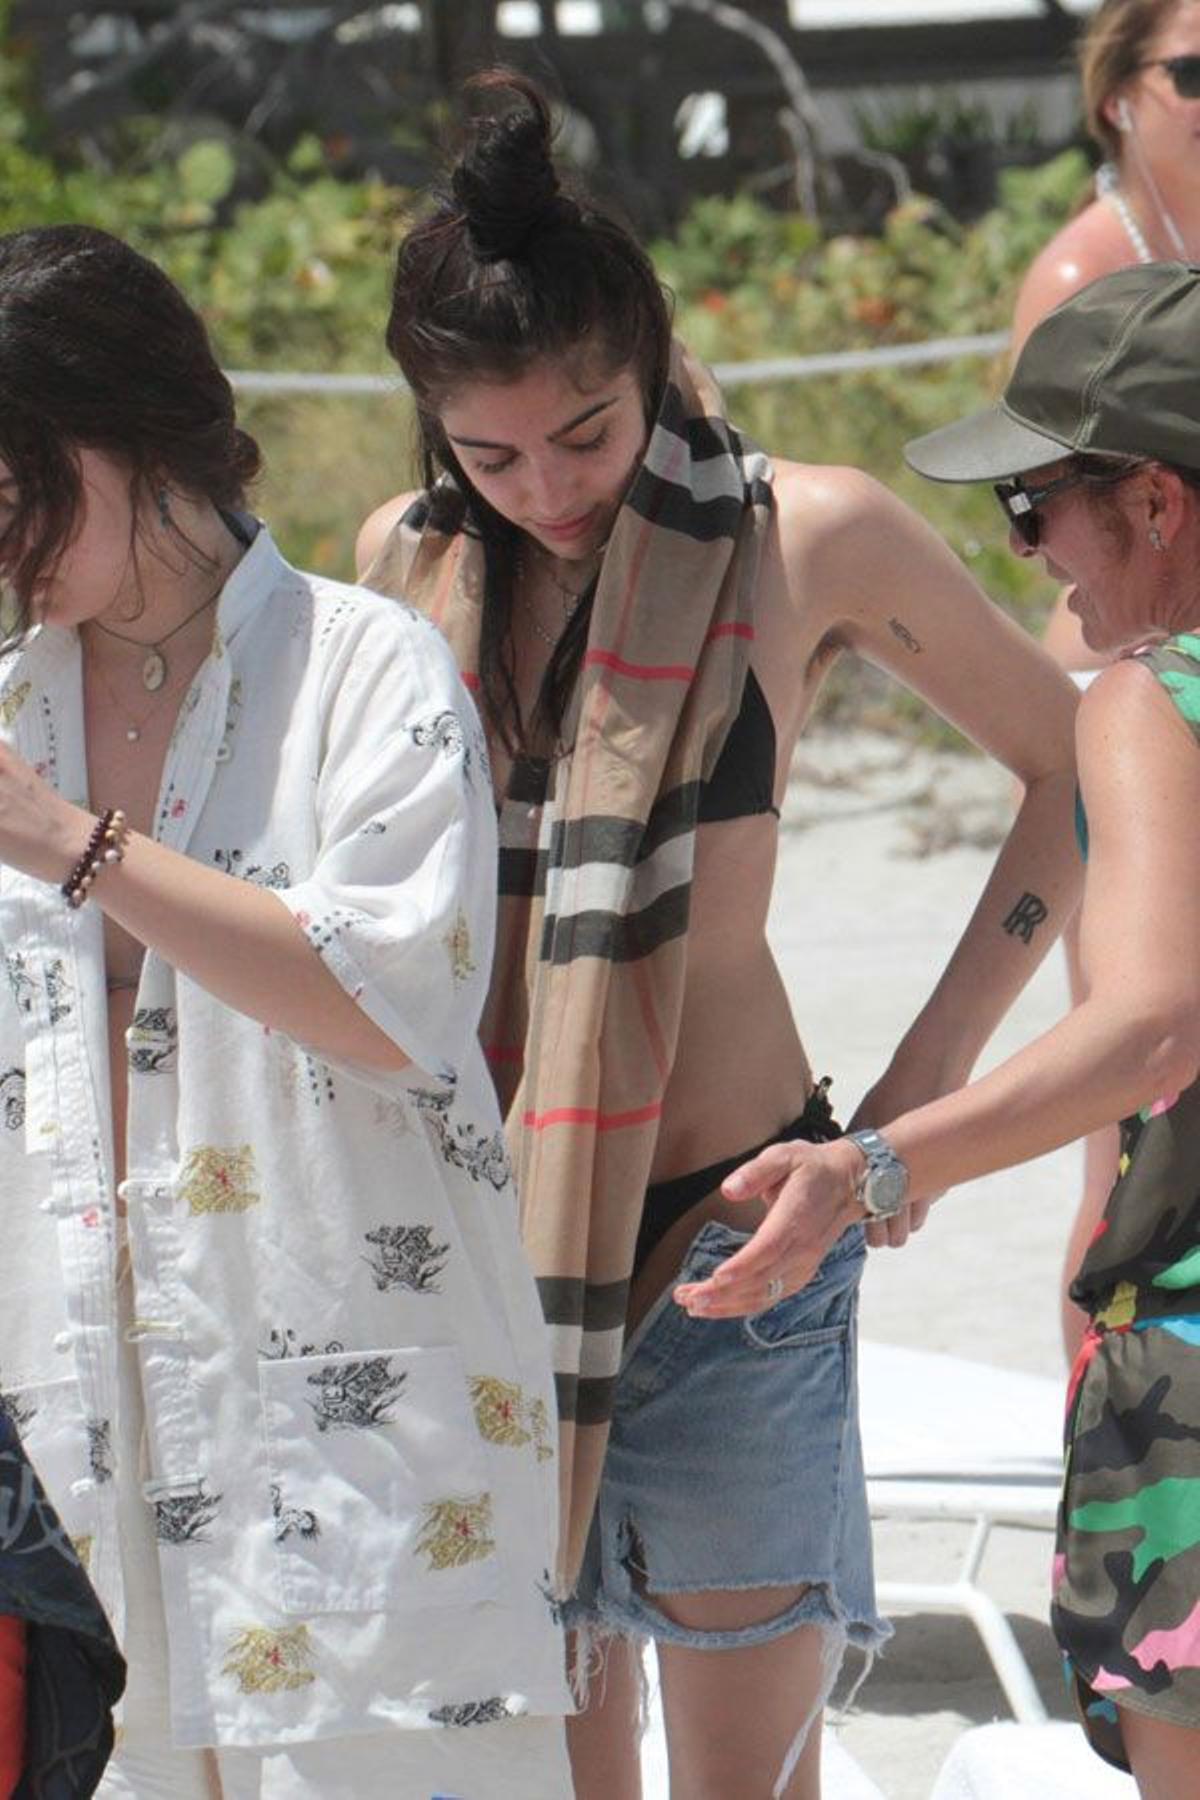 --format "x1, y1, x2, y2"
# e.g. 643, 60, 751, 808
274, 601, 496, 1087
